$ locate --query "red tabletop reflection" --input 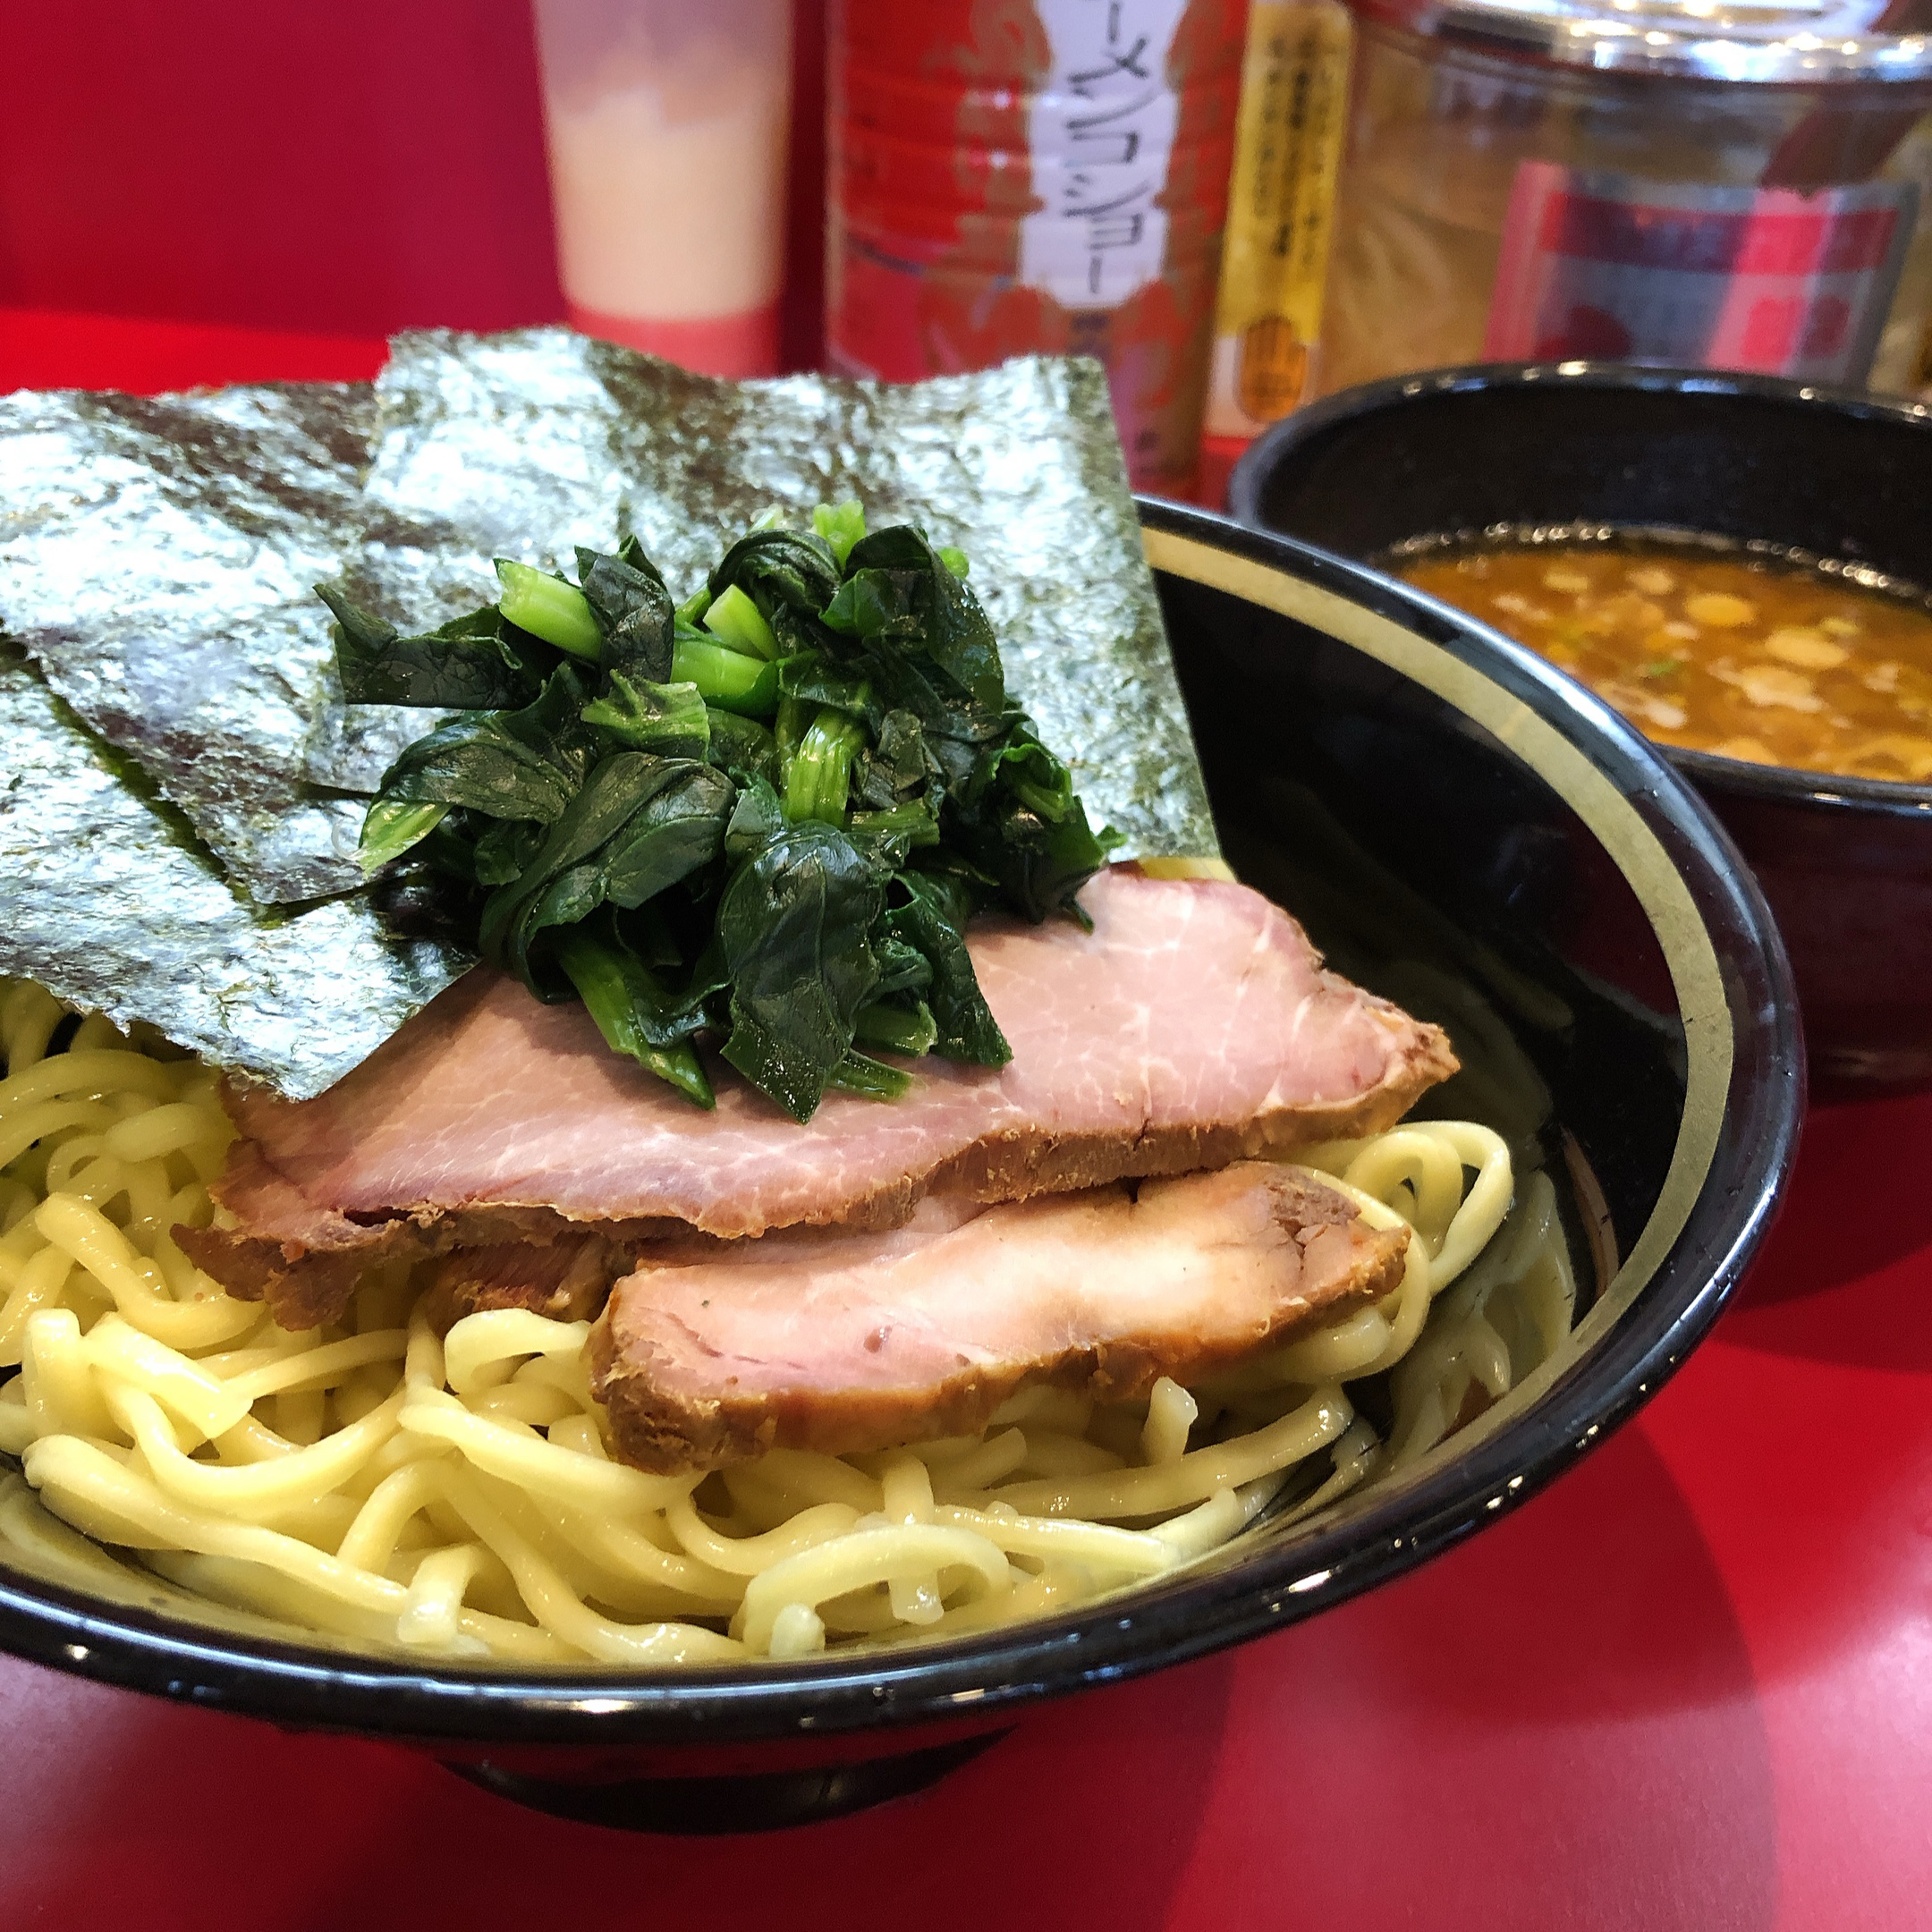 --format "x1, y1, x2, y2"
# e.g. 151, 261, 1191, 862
2, 314, 1928, 1932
